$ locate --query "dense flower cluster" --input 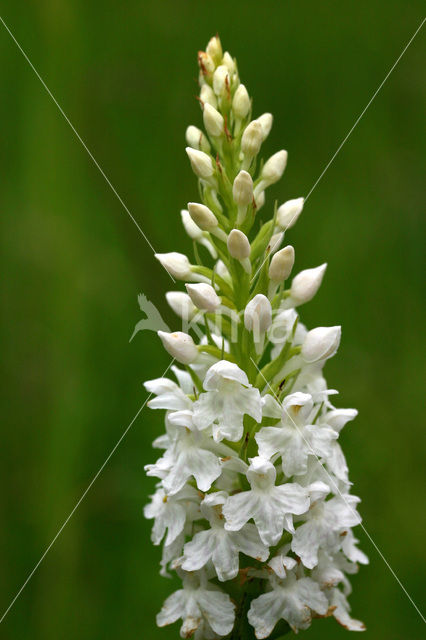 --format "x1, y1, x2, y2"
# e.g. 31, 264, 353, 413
142, 35, 367, 638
